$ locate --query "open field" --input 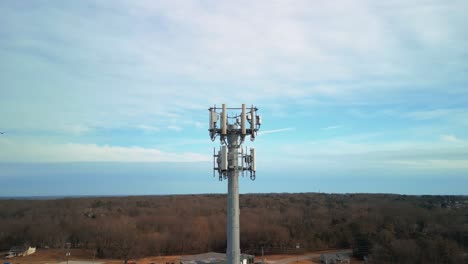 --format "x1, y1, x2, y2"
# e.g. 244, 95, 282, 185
3, 249, 100, 264
3, 249, 360, 264
260, 251, 362, 264
260, 250, 353, 264
3, 249, 181, 264
104, 256, 180, 264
